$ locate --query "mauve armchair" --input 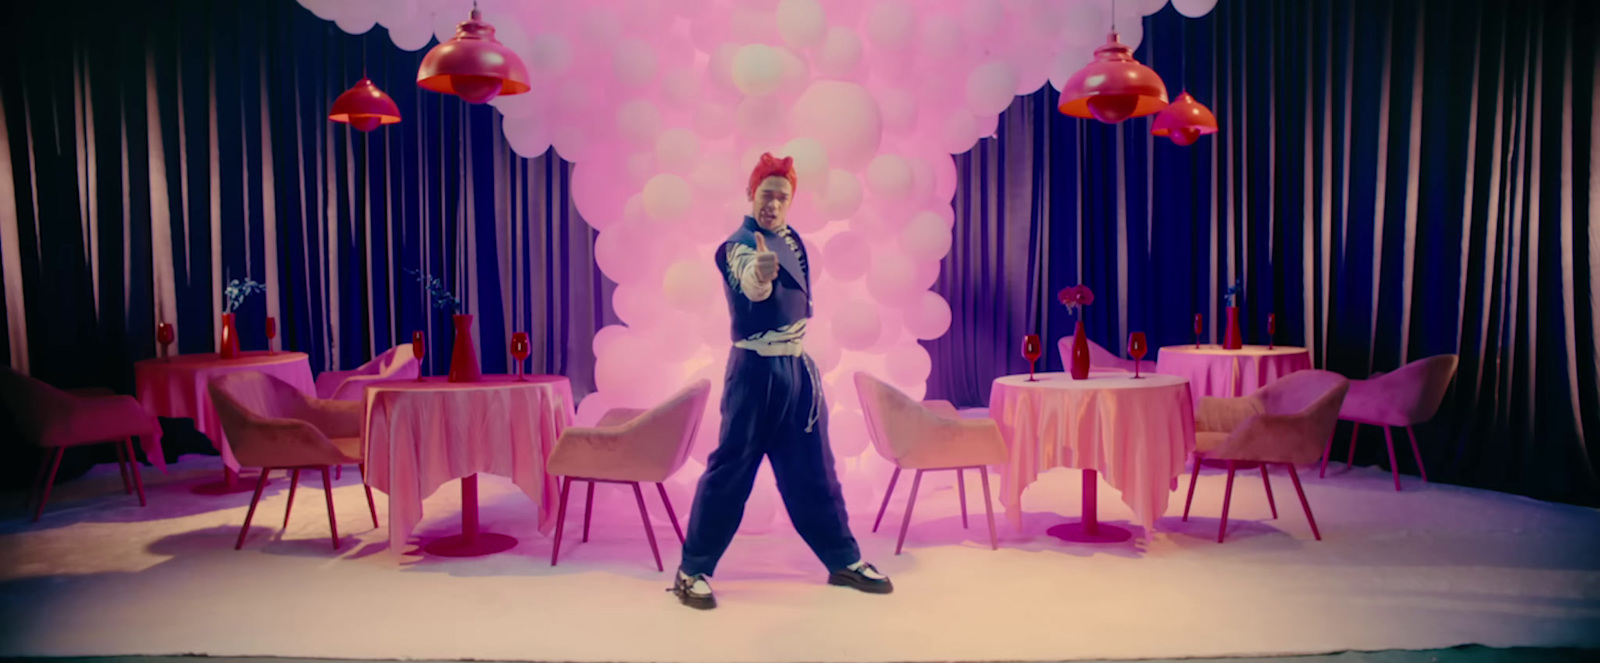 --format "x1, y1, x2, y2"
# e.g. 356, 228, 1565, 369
1183, 370, 1349, 543
547, 380, 712, 571
1058, 335, 1136, 373
314, 345, 419, 401
1321, 355, 1459, 490
855, 372, 1007, 554
208, 371, 377, 550
0, 367, 161, 521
